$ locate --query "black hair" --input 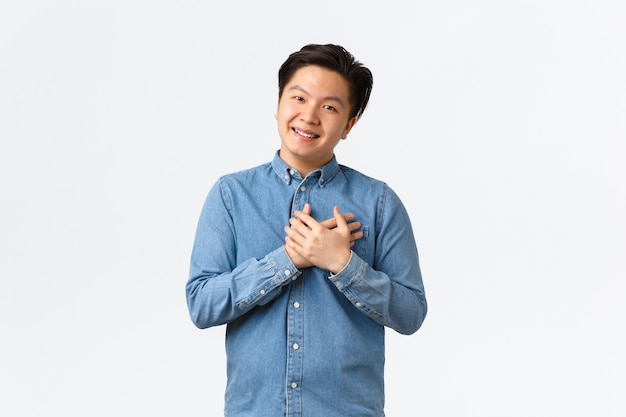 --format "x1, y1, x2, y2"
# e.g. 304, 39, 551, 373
278, 44, 373, 120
